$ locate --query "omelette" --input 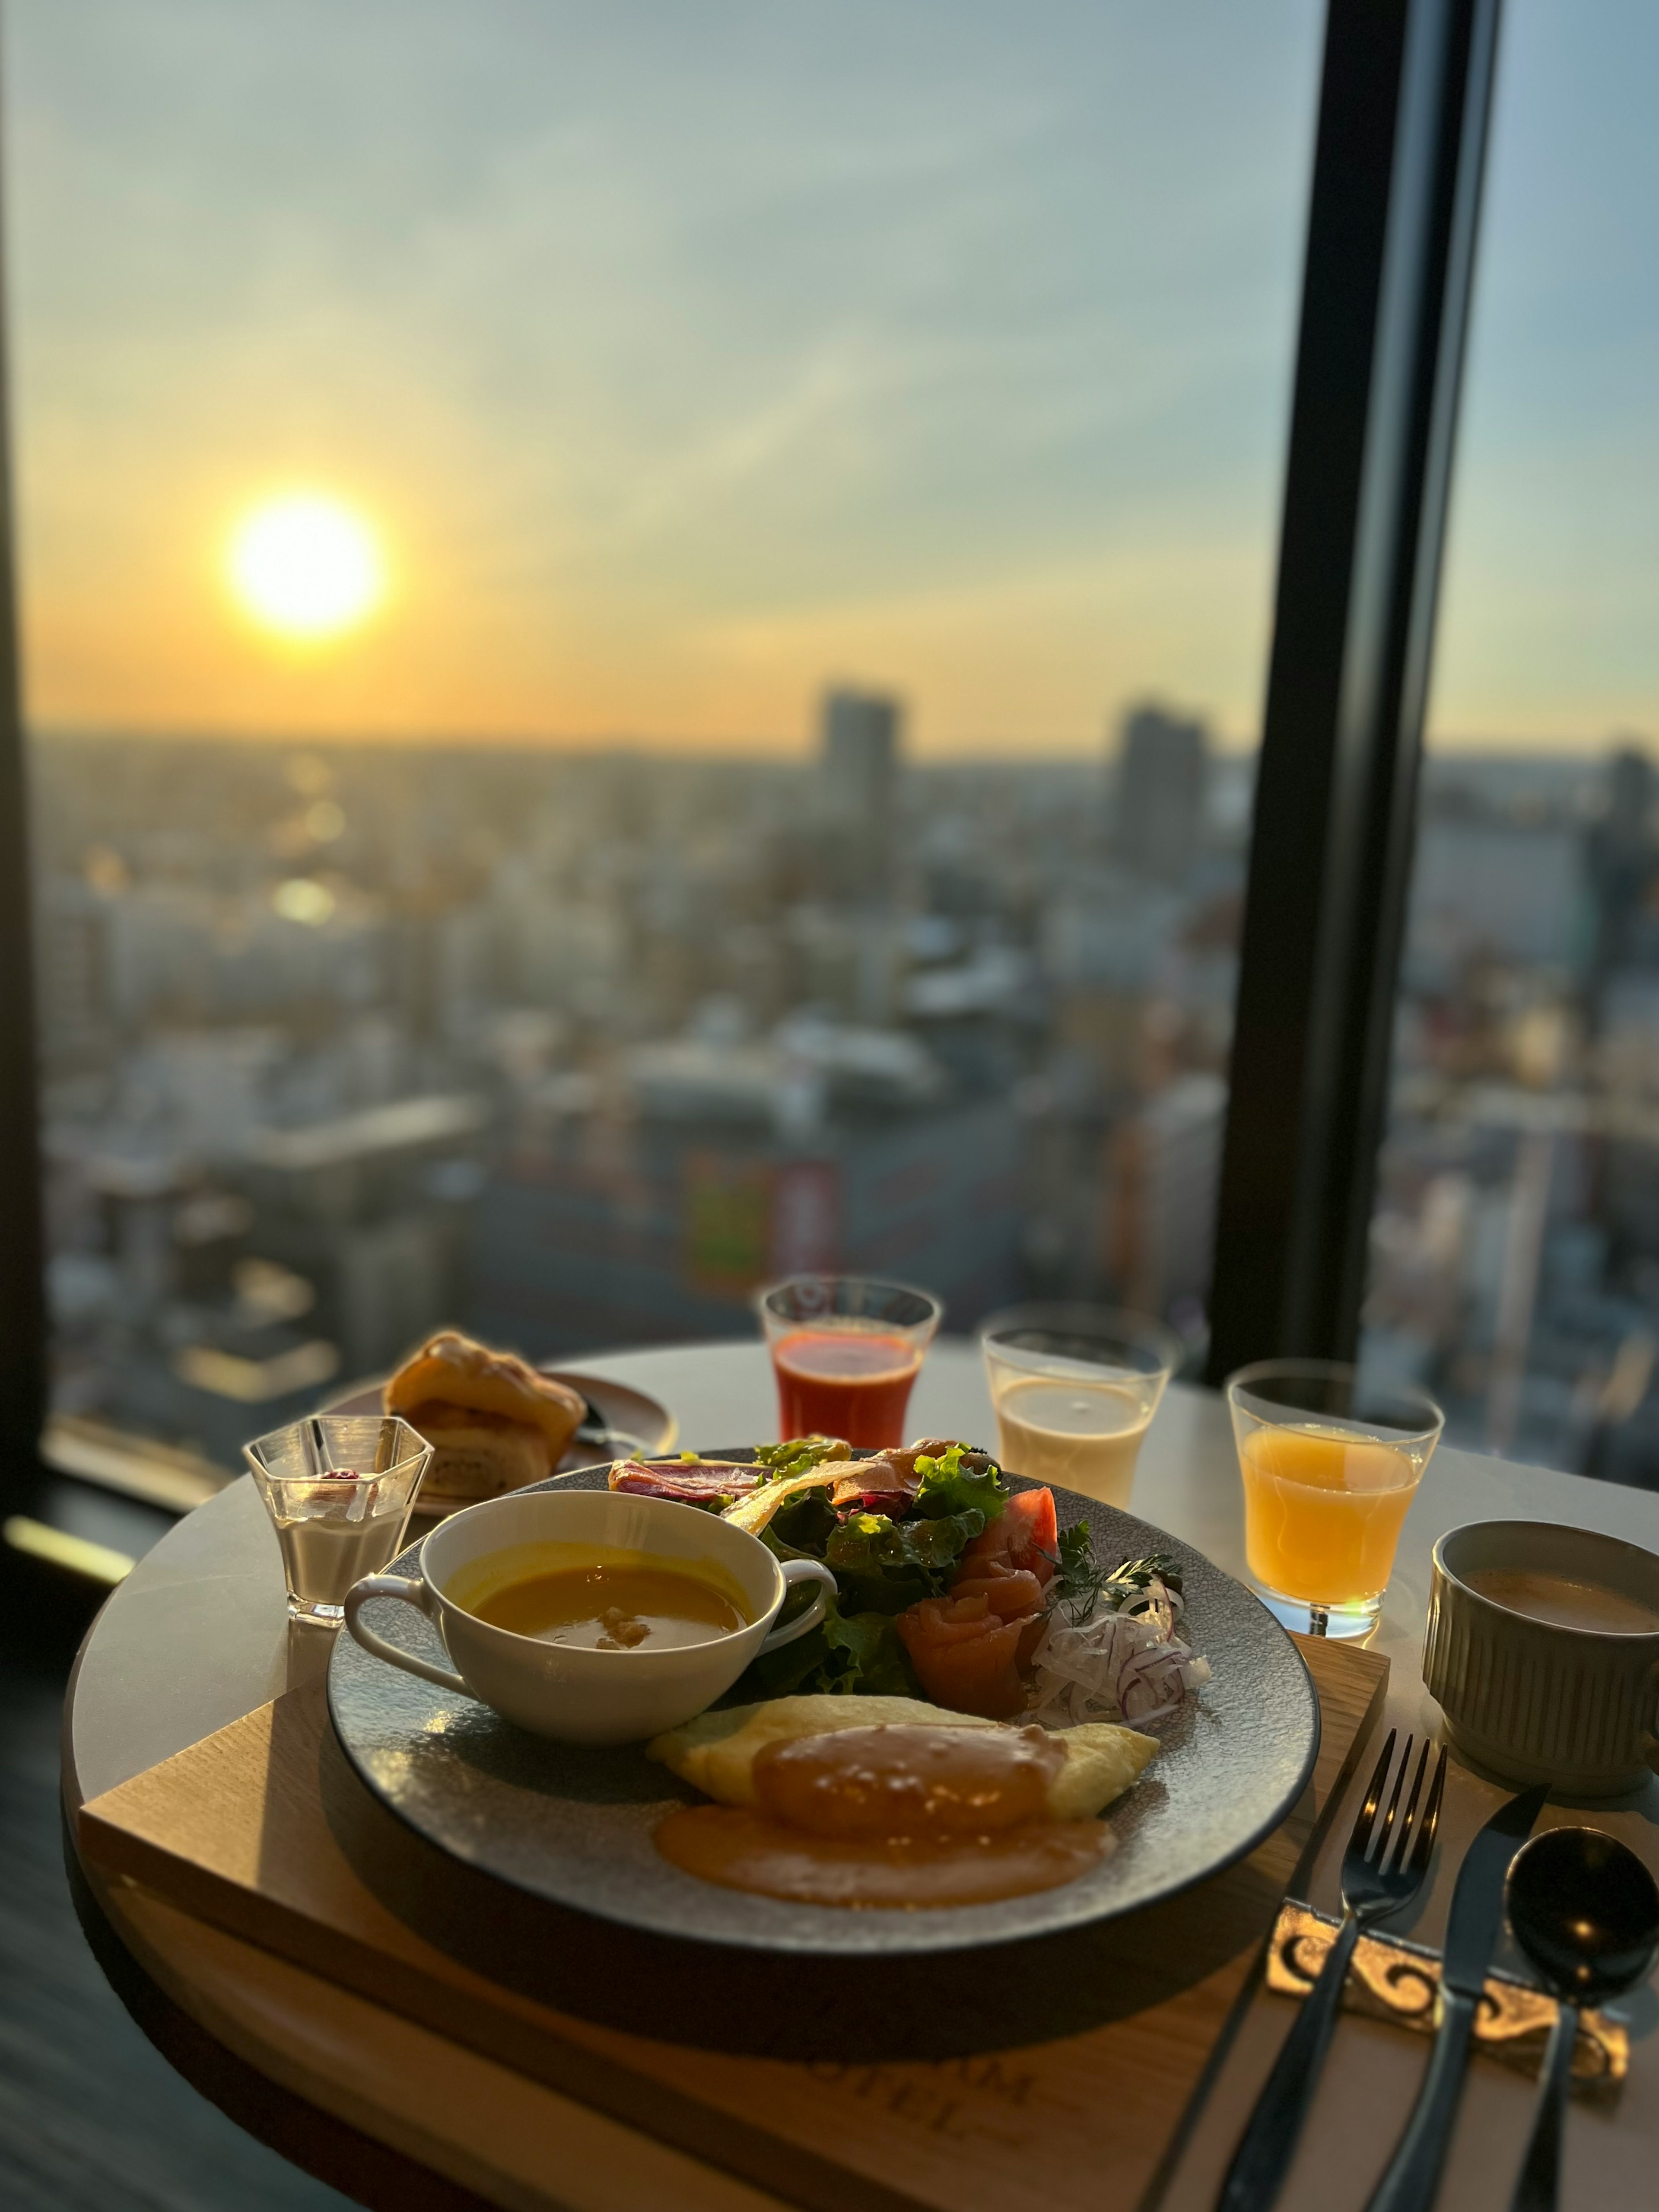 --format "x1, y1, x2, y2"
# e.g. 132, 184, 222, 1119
647, 1693, 1158, 1818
